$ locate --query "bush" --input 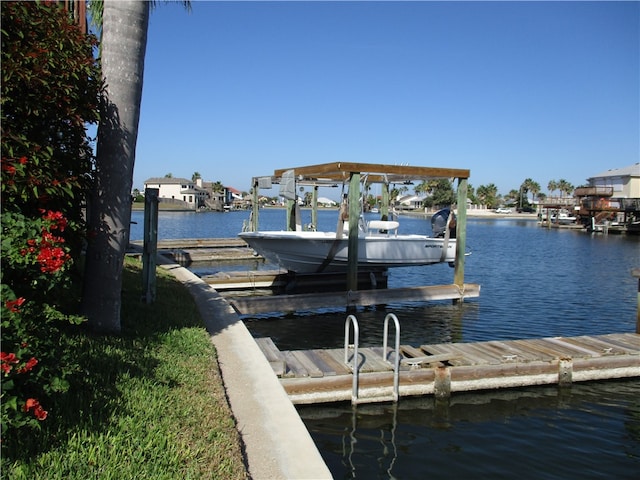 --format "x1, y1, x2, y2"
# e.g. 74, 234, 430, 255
1, 1, 101, 451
